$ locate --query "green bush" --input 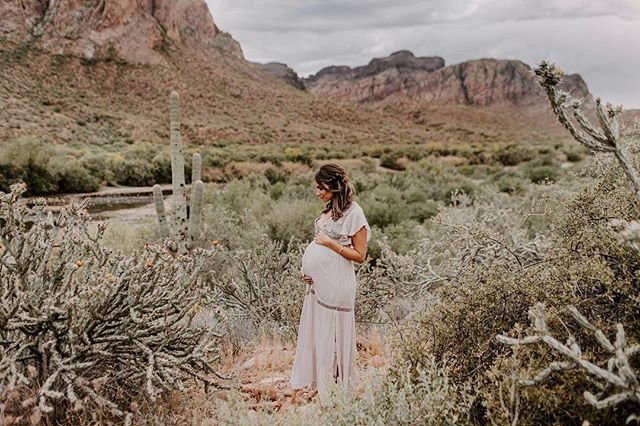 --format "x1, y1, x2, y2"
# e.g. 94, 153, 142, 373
48, 156, 100, 193
491, 170, 524, 193
495, 144, 534, 166
380, 152, 406, 170
526, 165, 560, 183
0, 139, 99, 194
264, 167, 288, 185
